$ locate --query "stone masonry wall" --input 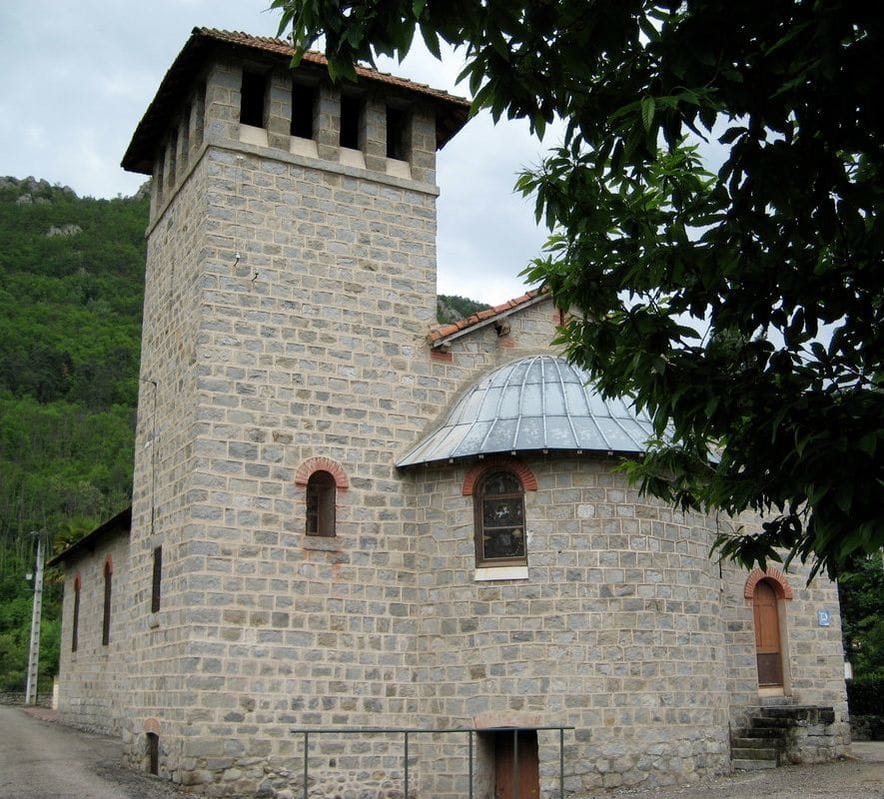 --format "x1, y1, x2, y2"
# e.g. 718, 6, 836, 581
413, 301, 849, 786
124, 53, 452, 795
0, 692, 51, 707
408, 459, 731, 798
56, 531, 130, 735
122, 104, 214, 780
721, 555, 849, 759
